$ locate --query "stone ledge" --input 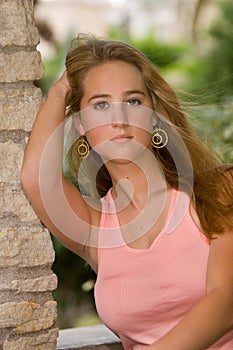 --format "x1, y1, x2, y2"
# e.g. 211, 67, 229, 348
57, 324, 123, 350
